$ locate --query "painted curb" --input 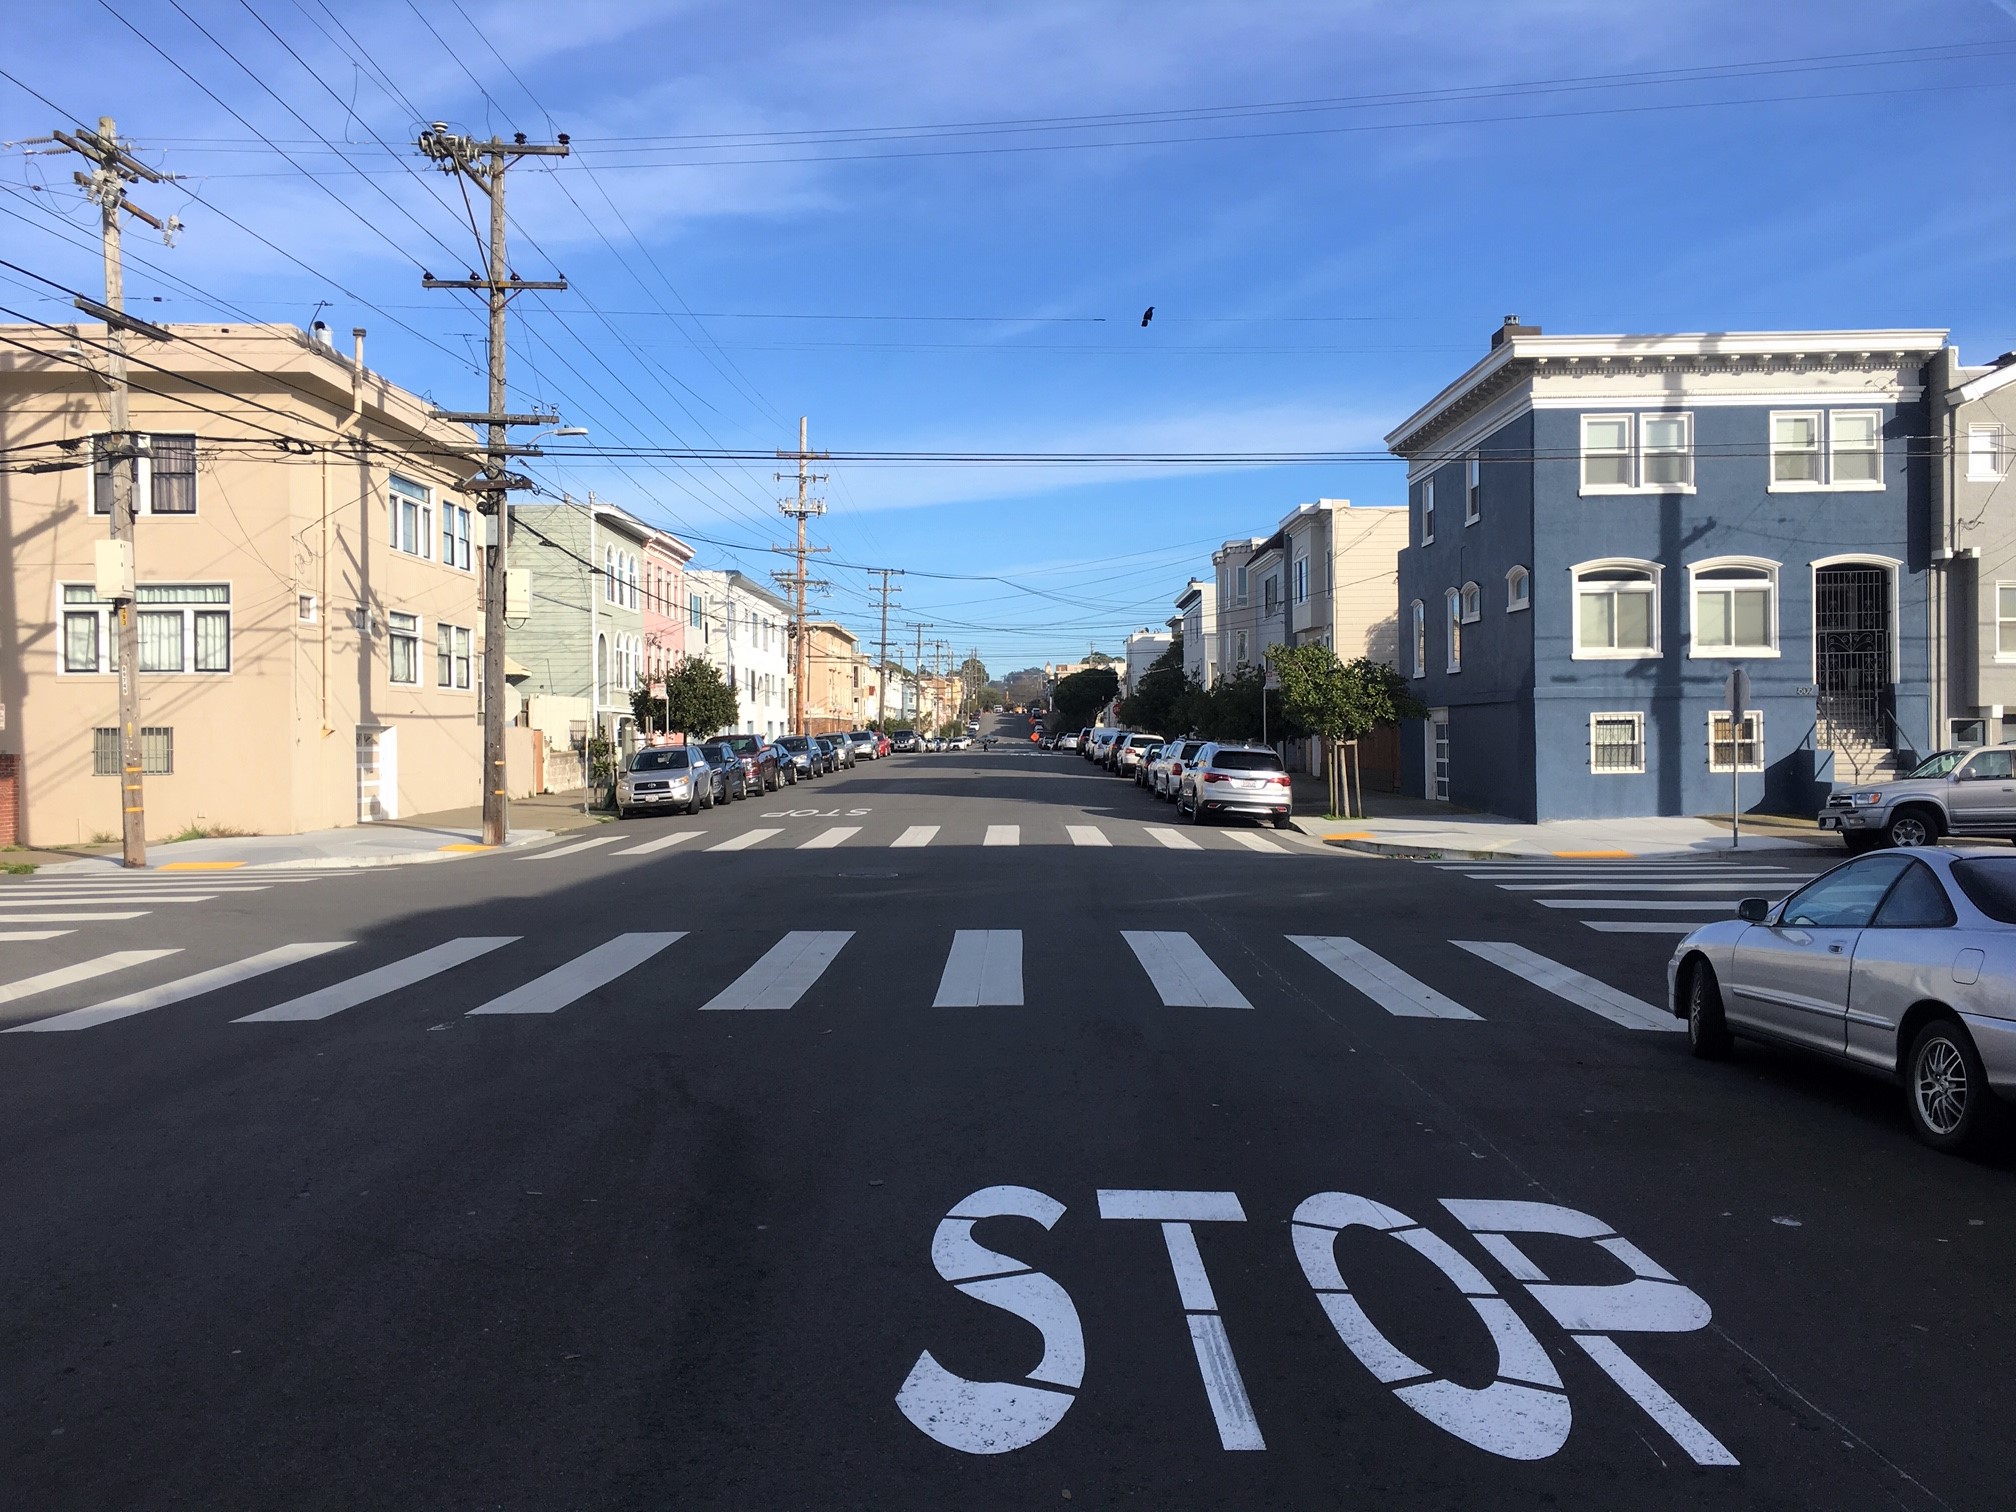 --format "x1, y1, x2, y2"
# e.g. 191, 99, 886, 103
1322, 835, 1827, 861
